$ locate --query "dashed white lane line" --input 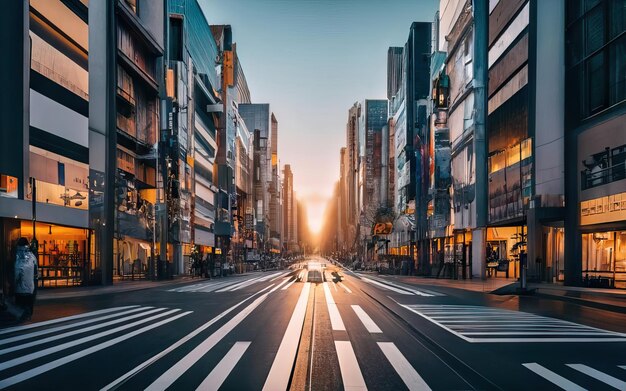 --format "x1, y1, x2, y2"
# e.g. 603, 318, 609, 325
196, 341, 251, 391
360, 277, 413, 295
323, 282, 346, 331
378, 342, 431, 391
281, 277, 297, 290
262, 283, 312, 391
338, 282, 352, 294
351, 306, 382, 334
335, 341, 367, 391
567, 364, 626, 389
523, 363, 586, 391
145, 279, 291, 391
101, 284, 276, 391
